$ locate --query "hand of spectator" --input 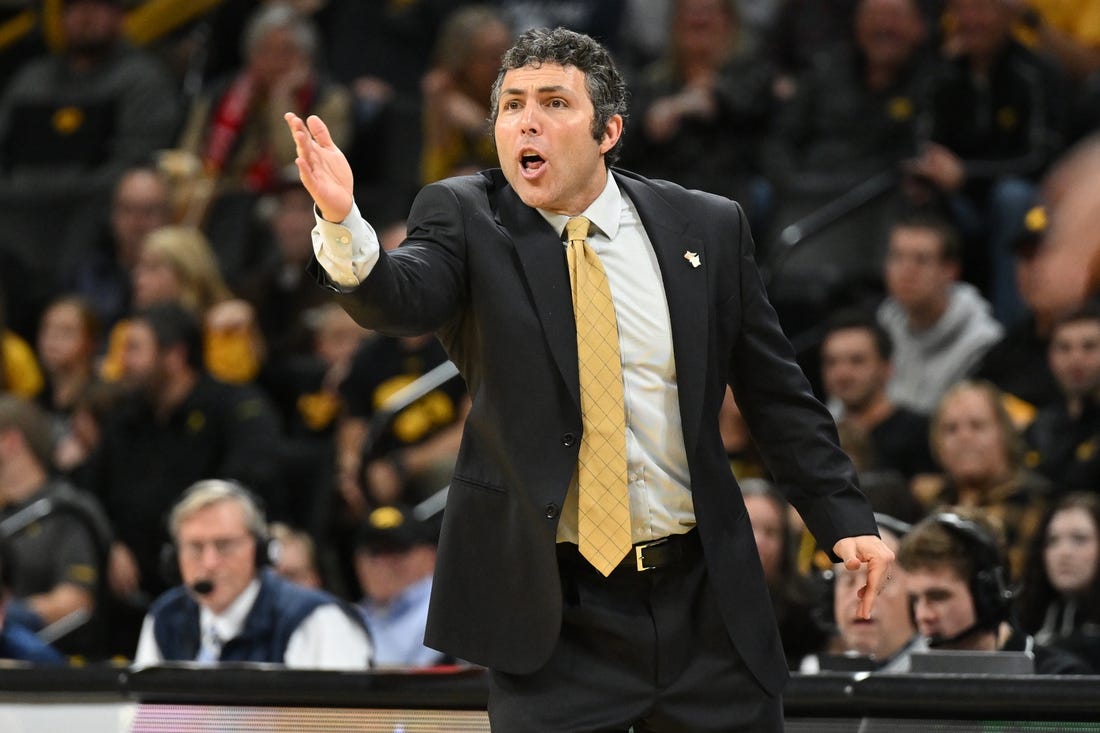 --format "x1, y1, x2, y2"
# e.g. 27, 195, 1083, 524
353, 76, 395, 106
108, 542, 141, 599
285, 113, 355, 222
905, 143, 965, 192
832, 534, 896, 620
679, 81, 717, 119
422, 69, 491, 137
365, 457, 404, 505
336, 452, 368, 519
54, 432, 89, 472
645, 84, 717, 143
645, 98, 684, 142
445, 89, 493, 136
420, 67, 451, 98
